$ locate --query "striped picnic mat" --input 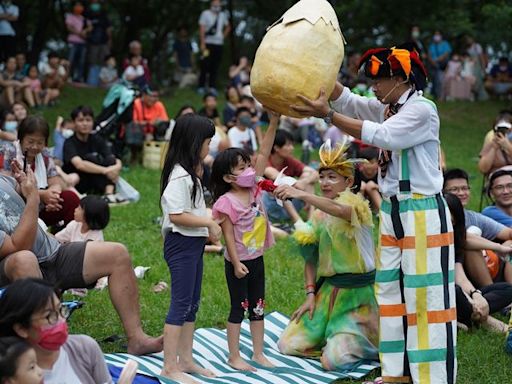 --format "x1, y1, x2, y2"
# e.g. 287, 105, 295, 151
105, 311, 379, 383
